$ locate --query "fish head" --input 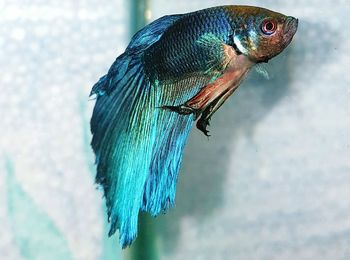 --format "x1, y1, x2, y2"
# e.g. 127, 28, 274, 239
229, 6, 298, 63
